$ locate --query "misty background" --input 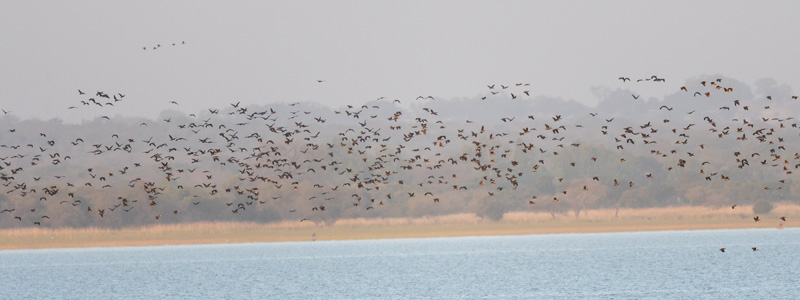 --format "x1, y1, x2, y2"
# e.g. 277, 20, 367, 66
1, 1, 800, 123
1, 1, 799, 228
0, 75, 797, 228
